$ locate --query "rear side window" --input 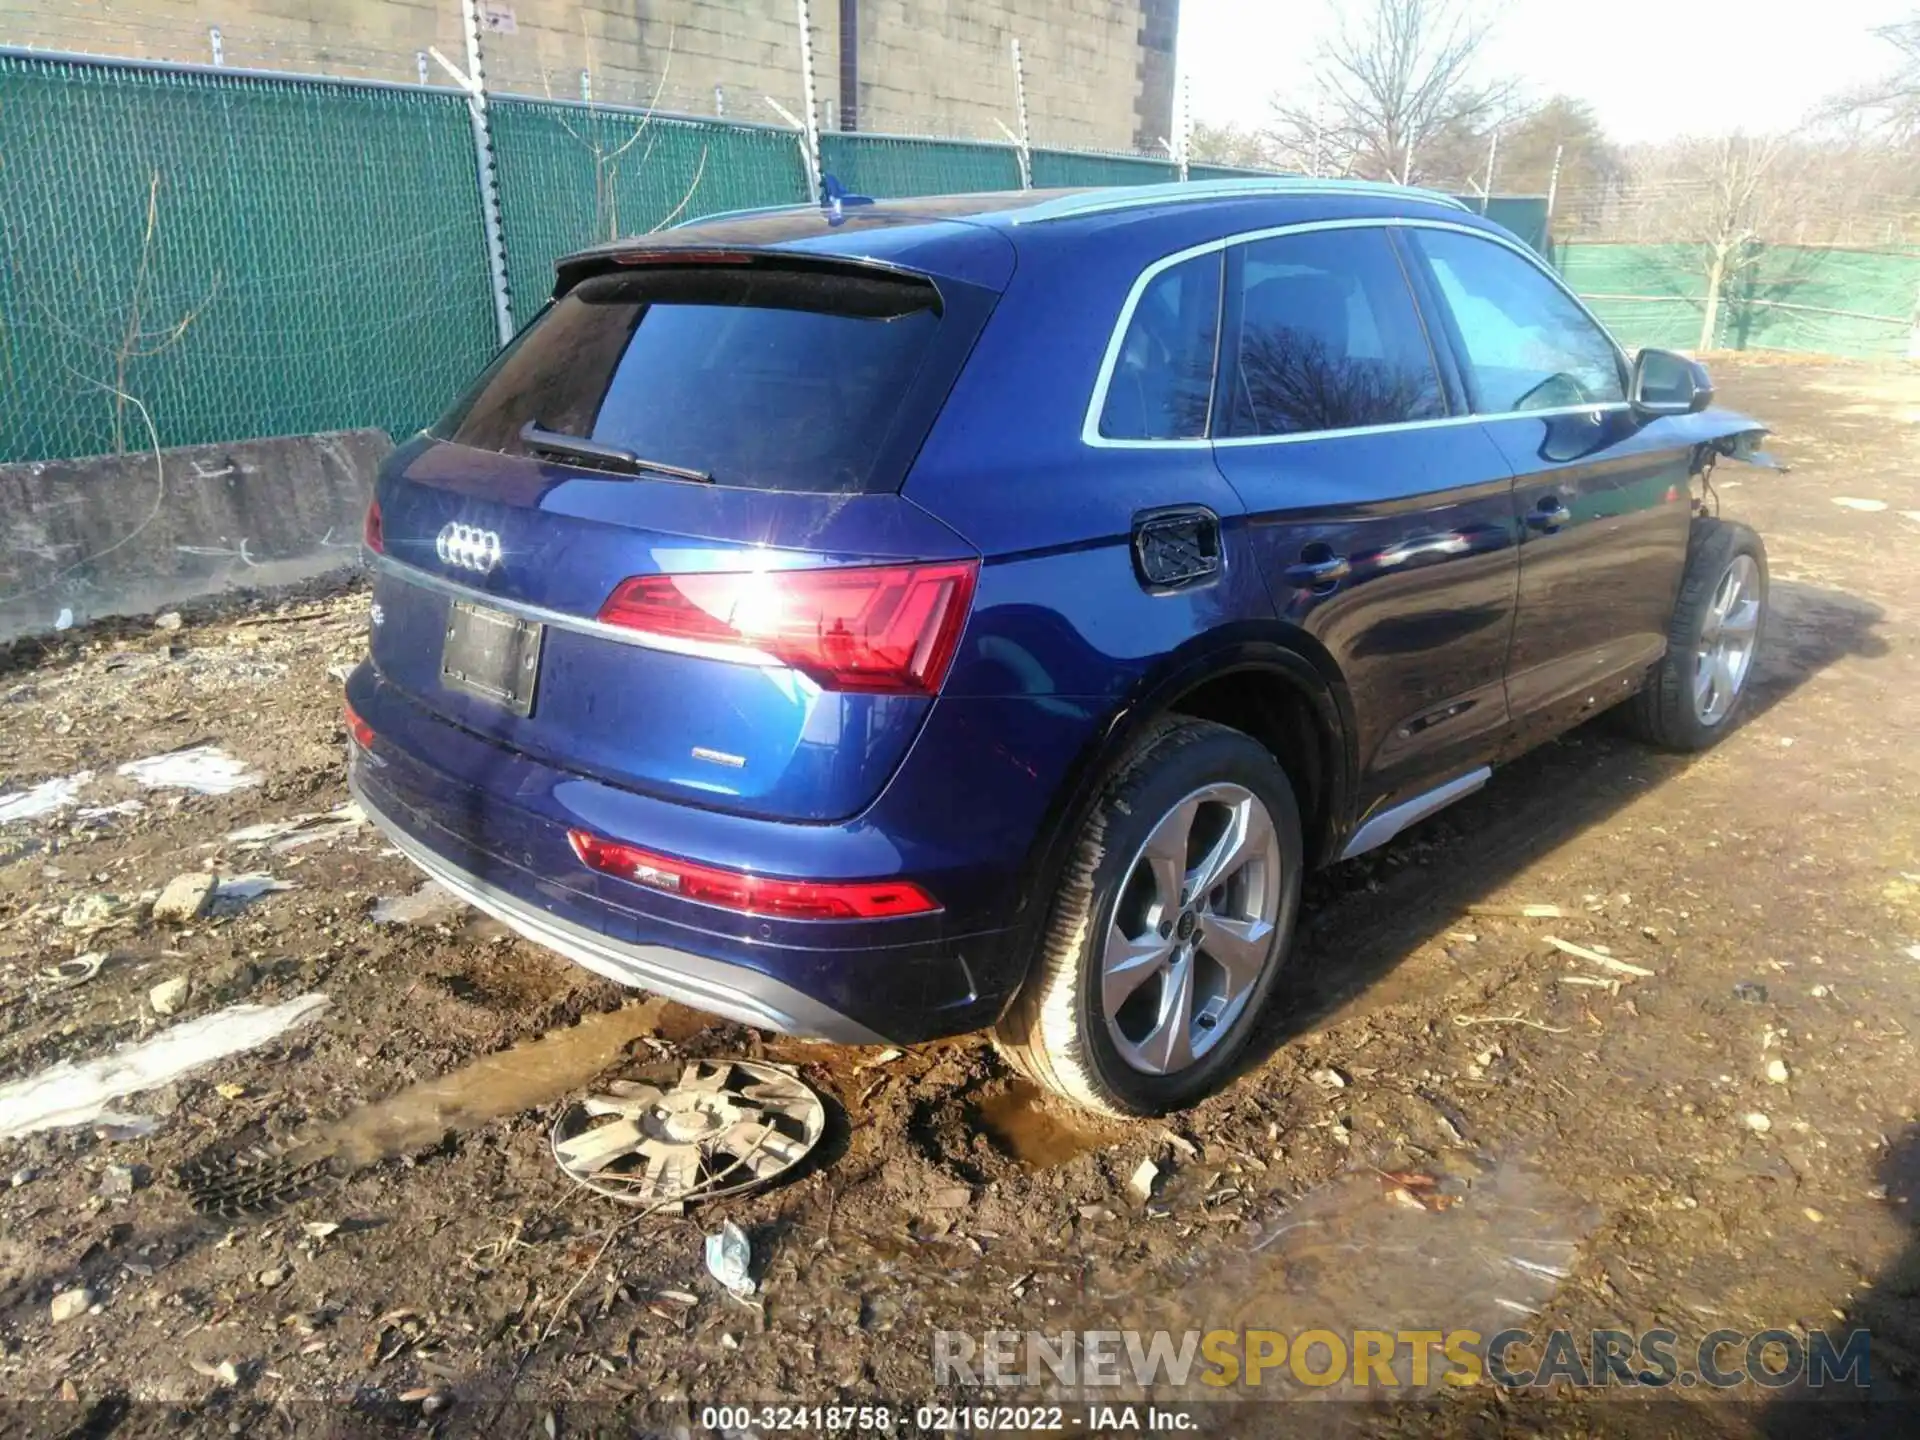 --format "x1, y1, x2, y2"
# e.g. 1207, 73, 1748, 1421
1099, 251, 1222, 441
436, 264, 948, 493
1409, 229, 1626, 413
1221, 228, 1445, 438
